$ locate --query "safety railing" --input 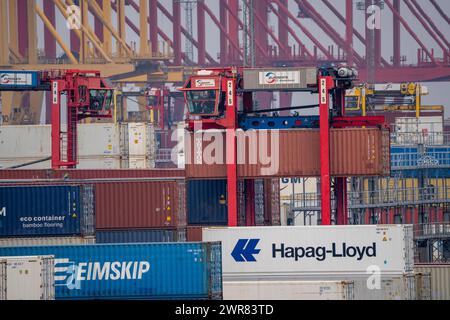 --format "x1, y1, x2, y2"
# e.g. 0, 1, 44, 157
347, 185, 450, 208
414, 223, 450, 239
390, 149, 450, 169
155, 148, 175, 163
